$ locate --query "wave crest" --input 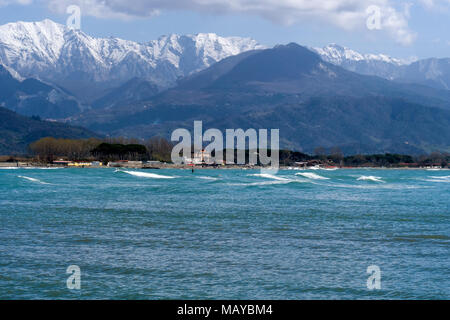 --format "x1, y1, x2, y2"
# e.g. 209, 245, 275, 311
18, 176, 50, 184
120, 170, 175, 179
248, 173, 290, 181
357, 176, 384, 183
295, 172, 329, 180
